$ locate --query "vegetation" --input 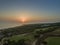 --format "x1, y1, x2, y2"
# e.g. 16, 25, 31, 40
0, 22, 60, 45
45, 37, 60, 45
